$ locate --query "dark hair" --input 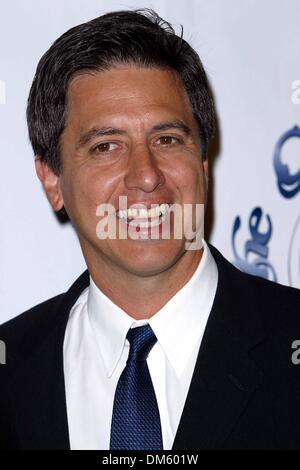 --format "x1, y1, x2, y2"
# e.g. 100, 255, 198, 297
27, 9, 215, 175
